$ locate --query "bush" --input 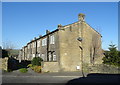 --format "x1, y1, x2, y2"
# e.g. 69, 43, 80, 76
31, 57, 43, 66
33, 66, 42, 73
31, 66, 35, 70
27, 64, 33, 68
19, 68, 28, 73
